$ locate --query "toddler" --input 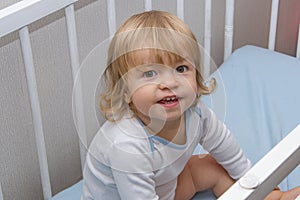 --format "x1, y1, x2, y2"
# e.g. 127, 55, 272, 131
82, 10, 300, 200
